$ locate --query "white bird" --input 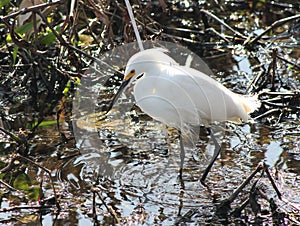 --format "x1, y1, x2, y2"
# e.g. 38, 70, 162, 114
107, 48, 259, 185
